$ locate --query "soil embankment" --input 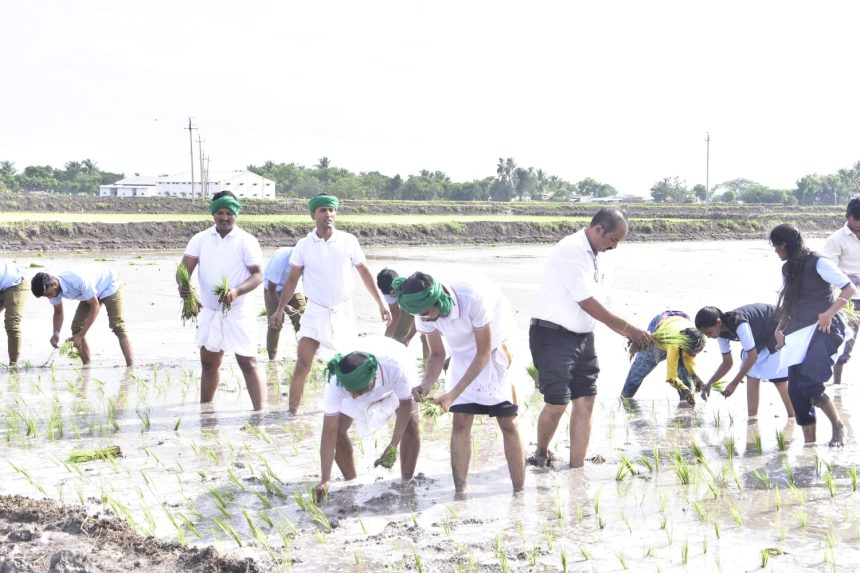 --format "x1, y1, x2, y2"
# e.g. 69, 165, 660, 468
0, 195, 845, 251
